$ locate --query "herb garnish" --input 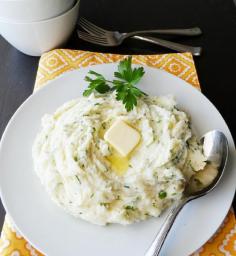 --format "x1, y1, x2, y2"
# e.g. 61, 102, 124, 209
100, 202, 110, 208
75, 175, 81, 184
158, 190, 167, 199
83, 70, 112, 96
83, 56, 146, 111
124, 205, 135, 211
